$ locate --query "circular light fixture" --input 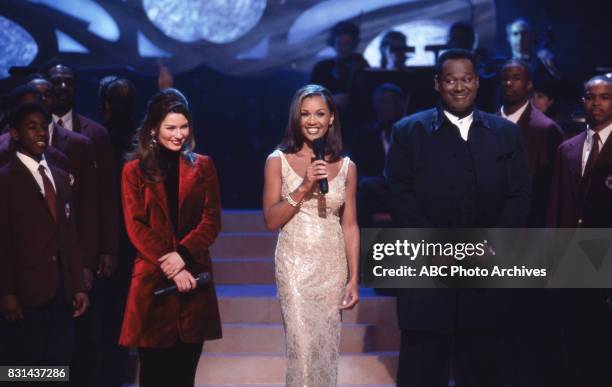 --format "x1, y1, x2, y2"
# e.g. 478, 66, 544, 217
143, 0, 267, 44
0, 16, 38, 78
